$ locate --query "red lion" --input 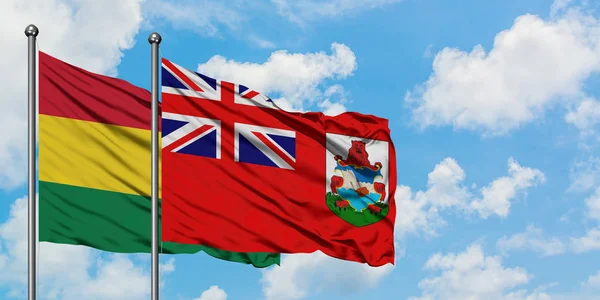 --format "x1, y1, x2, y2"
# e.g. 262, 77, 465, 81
333, 141, 382, 171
